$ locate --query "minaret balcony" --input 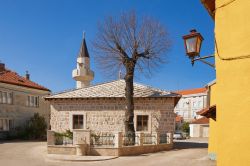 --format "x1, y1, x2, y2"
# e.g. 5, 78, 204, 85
77, 57, 89, 64
72, 69, 94, 81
